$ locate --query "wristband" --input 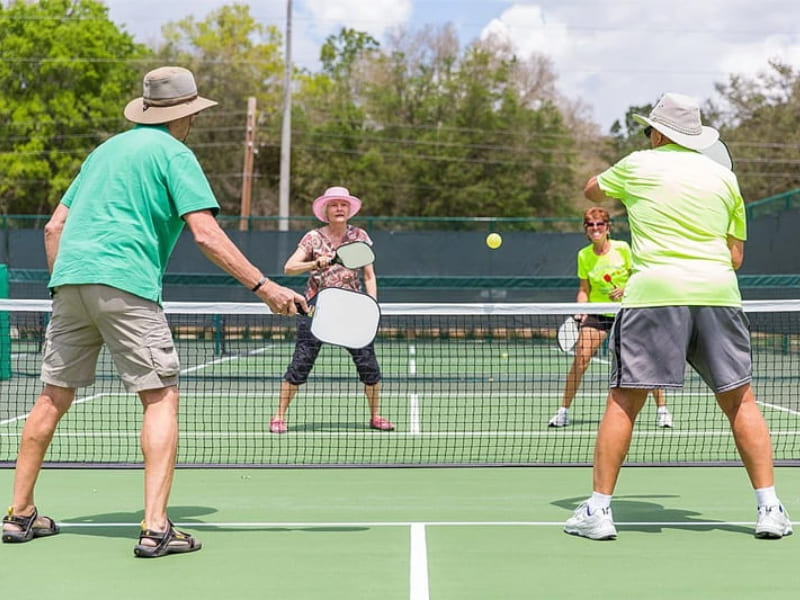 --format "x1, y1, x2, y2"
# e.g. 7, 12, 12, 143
251, 276, 268, 292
